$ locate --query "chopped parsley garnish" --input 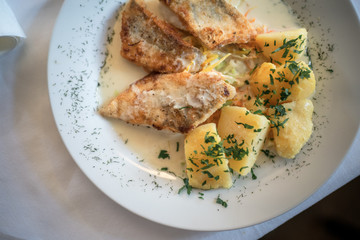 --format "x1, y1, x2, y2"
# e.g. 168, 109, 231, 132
158, 150, 170, 159
188, 157, 199, 167
269, 74, 274, 85
271, 35, 304, 58
275, 71, 287, 83
179, 106, 193, 110
204, 132, 217, 144
270, 118, 289, 136
239, 166, 249, 172
216, 195, 228, 208
202, 170, 214, 178
178, 178, 192, 195
200, 163, 215, 170
280, 87, 291, 102
198, 192, 204, 200
250, 64, 258, 75
251, 168, 257, 180
253, 109, 263, 115
254, 95, 264, 107
200, 132, 226, 162
235, 122, 254, 129
224, 135, 249, 161
261, 149, 276, 159
271, 104, 287, 117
